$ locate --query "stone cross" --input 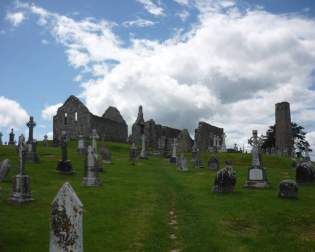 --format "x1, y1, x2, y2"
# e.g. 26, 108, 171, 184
91, 129, 99, 153
50, 182, 83, 252
8, 128, 15, 145
82, 146, 101, 186
248, 130, 264, 168
26, 116, 36, 144
60, 131, 68, 162
0, 132, 2, 145
44, 134, 48, 146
